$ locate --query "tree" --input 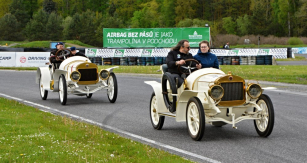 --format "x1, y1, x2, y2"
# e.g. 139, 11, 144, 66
46, 12, 63, 40
9, 0, 31, 31
175, 0, 197, 24
24, 9, 49, 41
43, 0, 56, 14
159, 0, 176, 27
0, 0, 12, 17
0, 13, 22, 40
222, 17, 237, 34
236, 14, 250, 36
130, 0, 159, 28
